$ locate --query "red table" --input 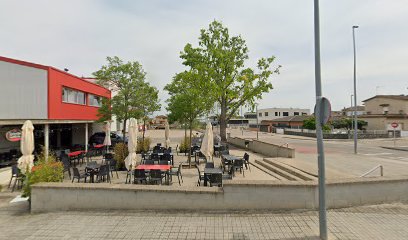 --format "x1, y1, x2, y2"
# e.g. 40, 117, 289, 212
94, 144, 104, 148
136, 165, 171, 171
68, 151, 85, 157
